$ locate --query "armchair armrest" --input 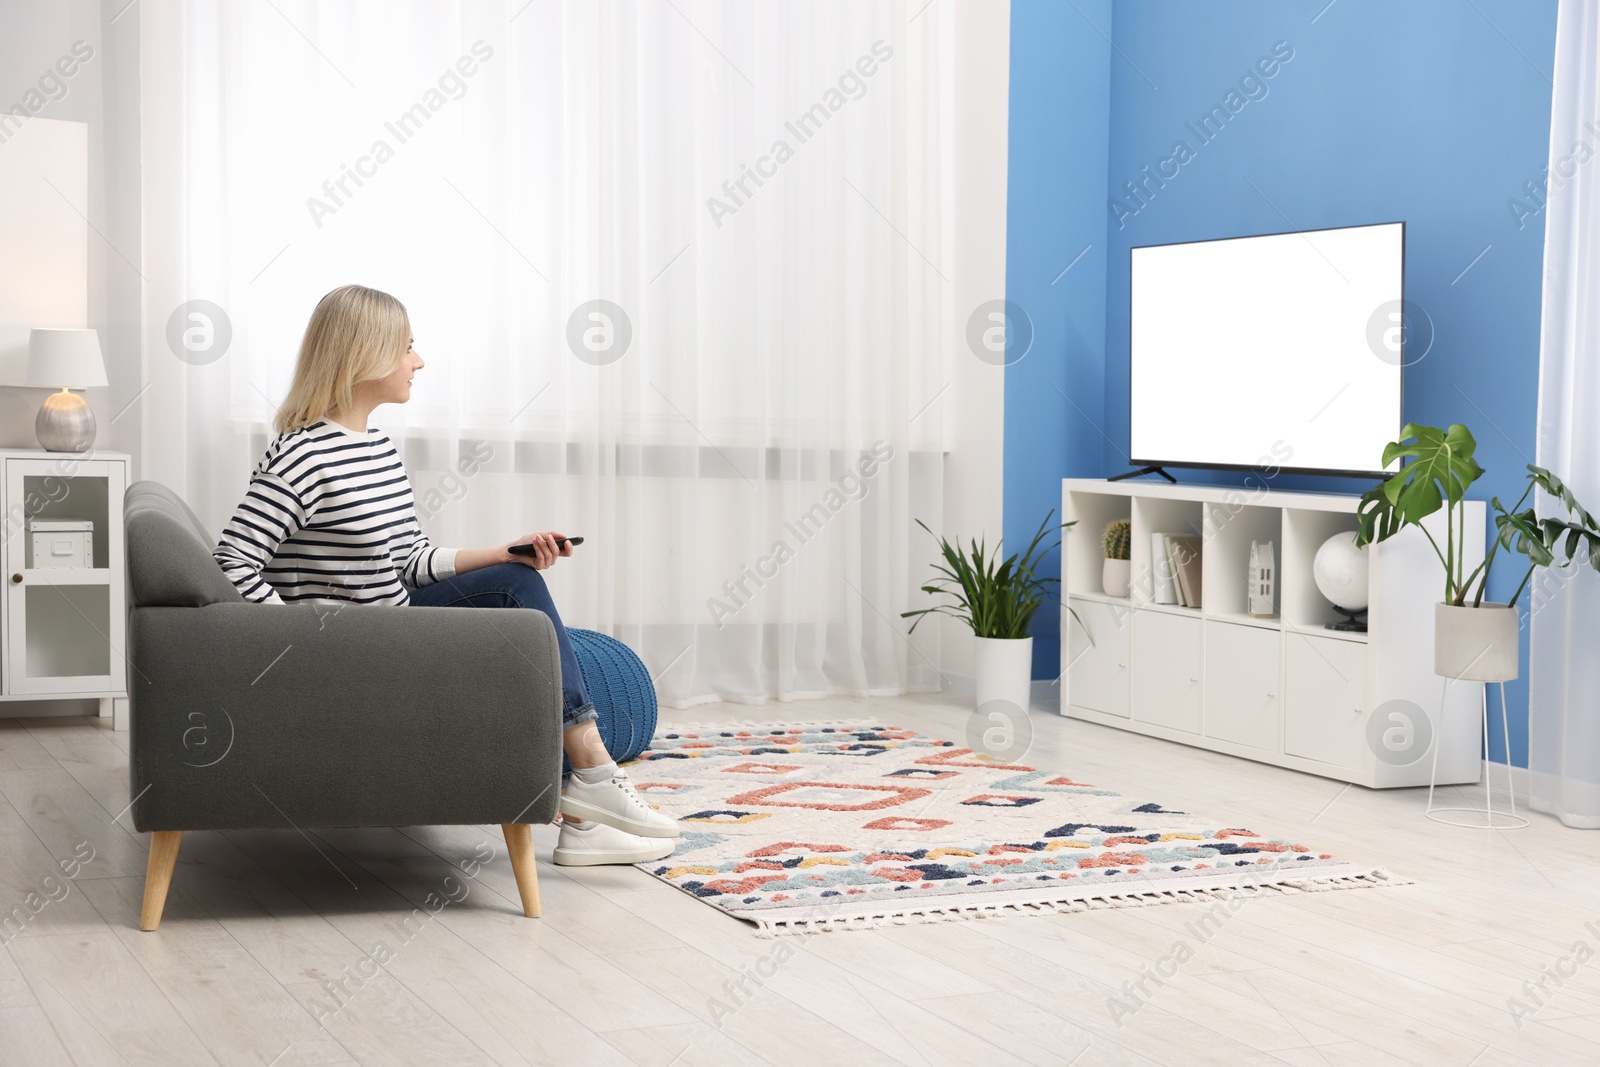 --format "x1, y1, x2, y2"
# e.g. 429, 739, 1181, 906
128, 602, 564, 833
